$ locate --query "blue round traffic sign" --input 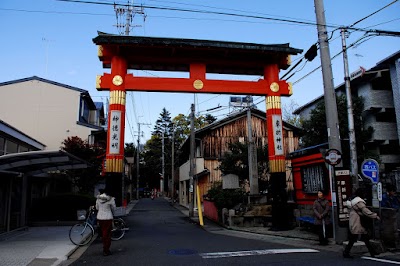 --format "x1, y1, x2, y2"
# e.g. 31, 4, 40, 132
361, 159, 379, 183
